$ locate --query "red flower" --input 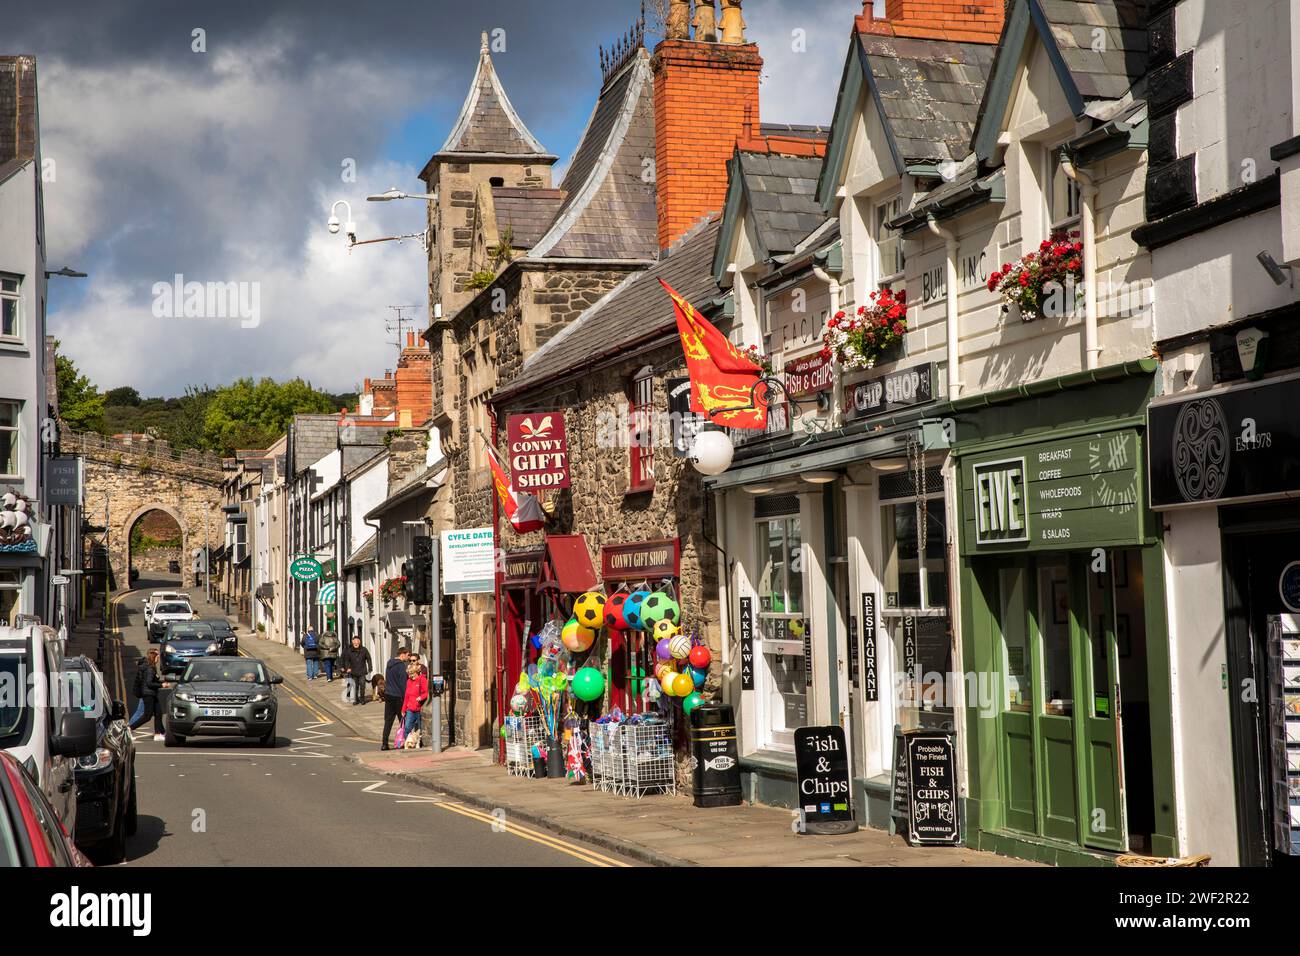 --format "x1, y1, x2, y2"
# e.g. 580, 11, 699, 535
1067, 258, 1081, 271
1018, 273, 1030, 287
887, 305, 902, 319
819, 346, 832, 360
834, 310, 846, 320
1072, 241, 1083, 253
891, 322, 904, 336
